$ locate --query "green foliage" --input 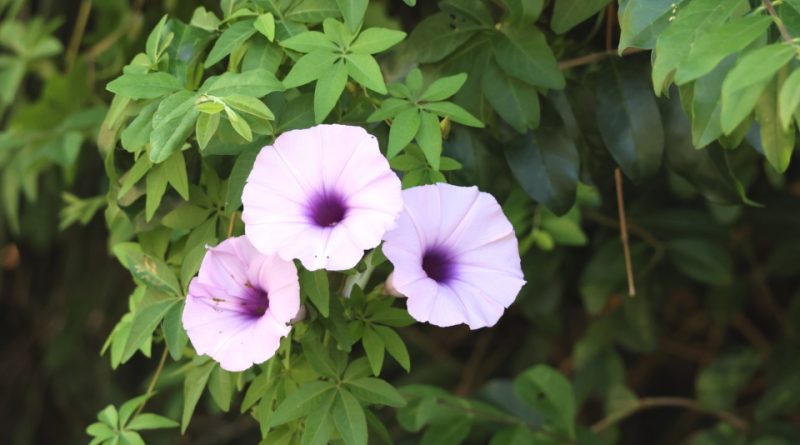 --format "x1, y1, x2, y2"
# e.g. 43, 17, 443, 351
5, 0, 800, 444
